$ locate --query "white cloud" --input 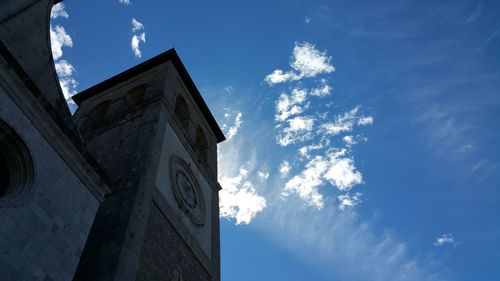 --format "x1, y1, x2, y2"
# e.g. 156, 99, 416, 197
298, 143, 324, 158
265, 70, 300, 84
257, 171, 270, 182
131, 18, 144, 32
277, 116, 315, 146
279, 161, 291, 178
55, 60, 78, 99
282, 149, 363, 209
433, 234, 457, 246
130, 18, 146, 58
358, 116, 374, 126
50, 5, 77, 102
119, 0, 132, 5
131, 32, 146, 58
226, 112, 243, 140
265, 42, 335, 85
321, 107, 374, 136
58, 76, 78, 101
304, 16, 312, 24
275, 88, 308, 122
219, 168, 267, 225
310, 82, 332, 97
338, 192, 362, 211
291, 42, 335, 78
282, 156, 327, 209
343, 135, 357, 146
50, 25, 73, 61
51, 3, 69, 19
54, 60, 74, 77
